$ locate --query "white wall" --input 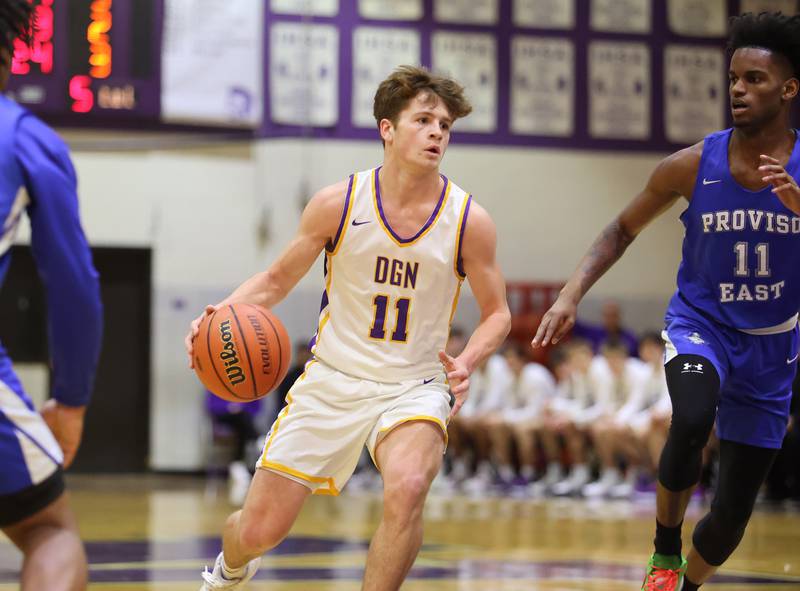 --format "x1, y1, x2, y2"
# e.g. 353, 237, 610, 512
47, 135, 685, 470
